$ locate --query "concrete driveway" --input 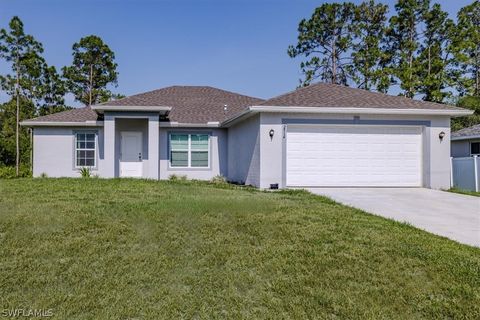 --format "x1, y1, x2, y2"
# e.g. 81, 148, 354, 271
307, 188, 480, 247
